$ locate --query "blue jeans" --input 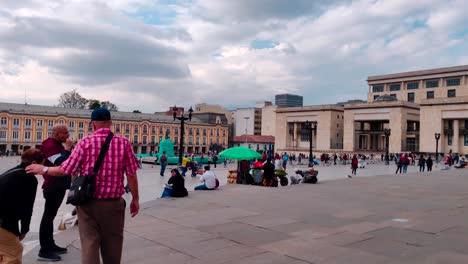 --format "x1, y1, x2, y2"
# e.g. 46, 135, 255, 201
160, 163, 166, 176
194, 184, 212, 190
181, 167, 187, 176
402, 164, 408, 173
160, 186, 173, 198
